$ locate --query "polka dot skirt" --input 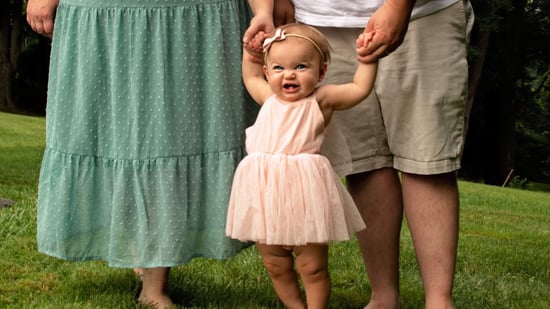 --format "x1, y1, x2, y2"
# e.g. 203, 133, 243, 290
37, 0, 255, 268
